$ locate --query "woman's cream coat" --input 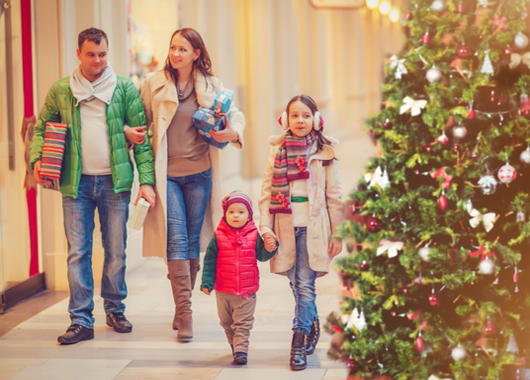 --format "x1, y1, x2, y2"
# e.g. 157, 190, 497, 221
258, 135, 344, 277
140, 70, 245, 259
